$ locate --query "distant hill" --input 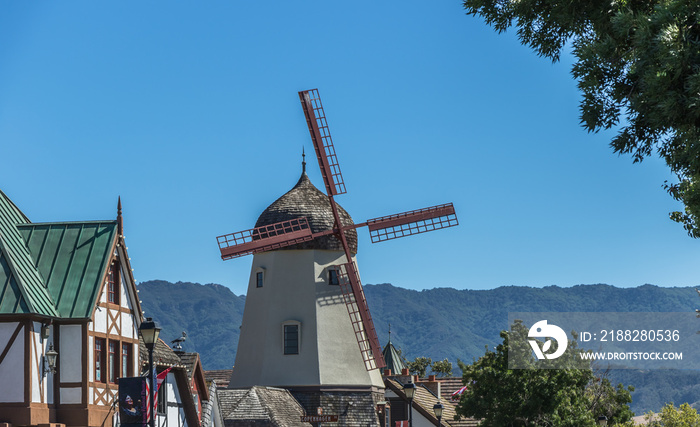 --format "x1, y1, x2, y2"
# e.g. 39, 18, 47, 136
136, 280, 700, 414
